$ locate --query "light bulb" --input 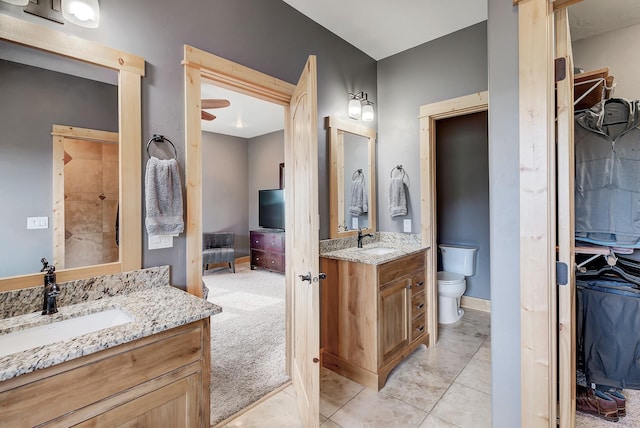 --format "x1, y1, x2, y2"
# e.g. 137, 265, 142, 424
62, 0, 100, 28
362, 103, 374, 122
348, 98, 361, 119
69, 2, 95, 21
